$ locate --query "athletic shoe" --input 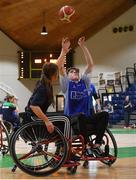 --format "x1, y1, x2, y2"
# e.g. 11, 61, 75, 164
91, 146, 104, 157
85, 148, 94, 157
